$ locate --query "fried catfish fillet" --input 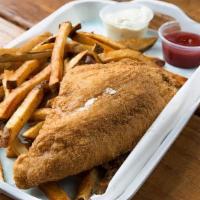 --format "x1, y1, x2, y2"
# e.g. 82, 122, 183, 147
14, 58, 184, 188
